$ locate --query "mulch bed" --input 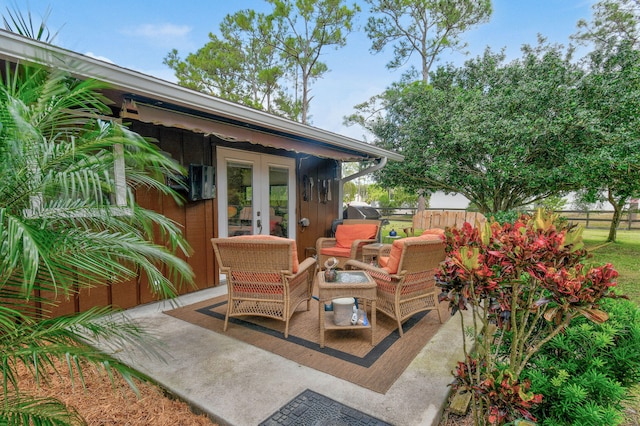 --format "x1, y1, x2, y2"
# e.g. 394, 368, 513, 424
15, 359, 215, 425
